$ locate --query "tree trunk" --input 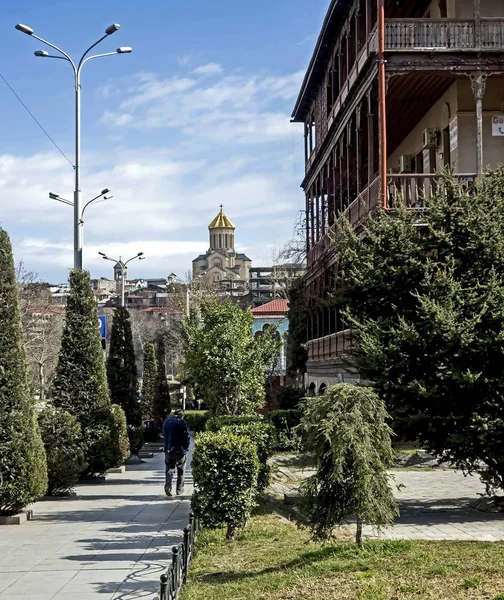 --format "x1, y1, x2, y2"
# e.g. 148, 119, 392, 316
356, 519, 363, 547
39, 363, 45, 400
226, 523, 238, 540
